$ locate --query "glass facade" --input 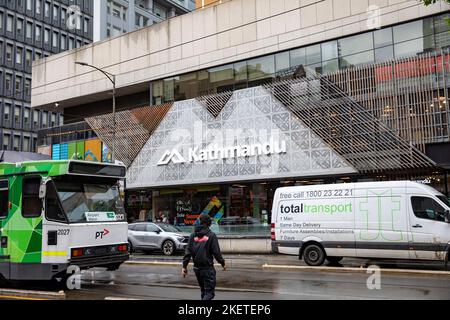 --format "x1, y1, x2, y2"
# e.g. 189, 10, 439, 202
151, 14, 450, 105
127, 171, 449, 236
